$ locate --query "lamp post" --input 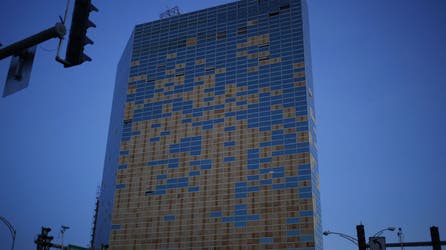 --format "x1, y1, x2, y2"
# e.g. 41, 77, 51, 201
397, 227, 404, 250
323, 230, 358, 245
0, 216, 16, 250
323, 226, 396, 250
373, 227, 396, 237
60, 225, 70, 250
